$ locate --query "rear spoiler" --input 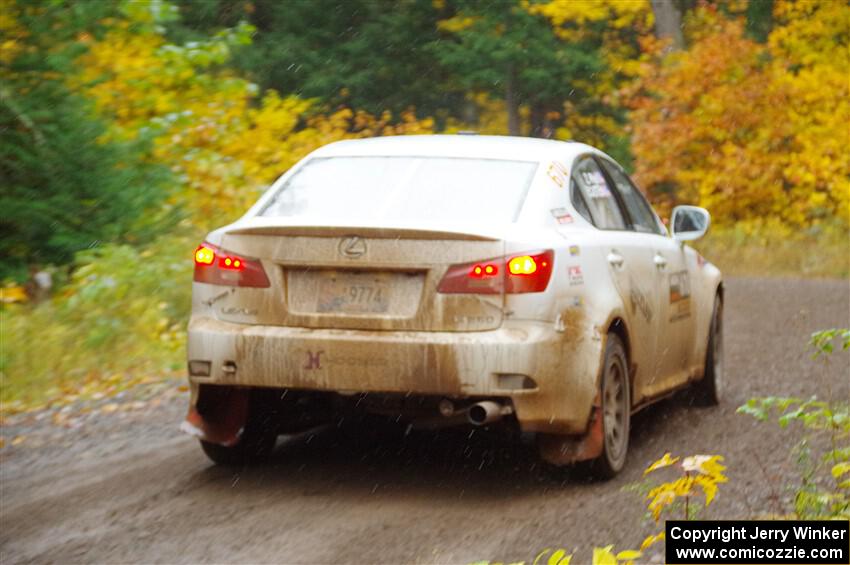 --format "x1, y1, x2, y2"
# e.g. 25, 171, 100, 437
224, 223, 501, 242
